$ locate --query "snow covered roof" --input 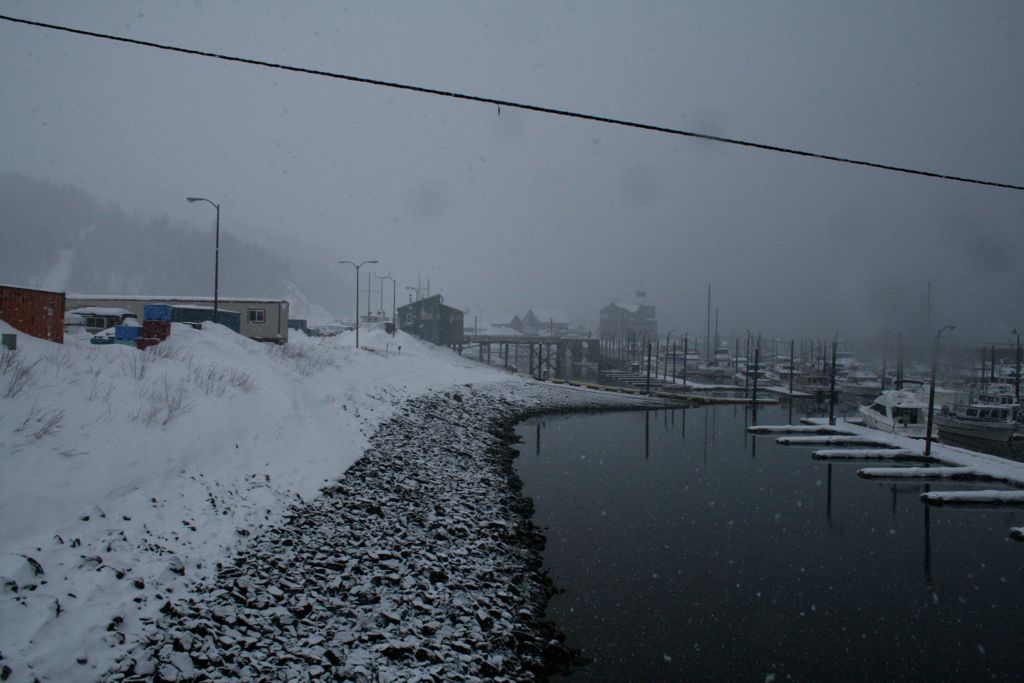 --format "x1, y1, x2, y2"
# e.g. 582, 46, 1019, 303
69, 294, 287, 304
66, 306, 135, 317
0, 283, 64, 294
